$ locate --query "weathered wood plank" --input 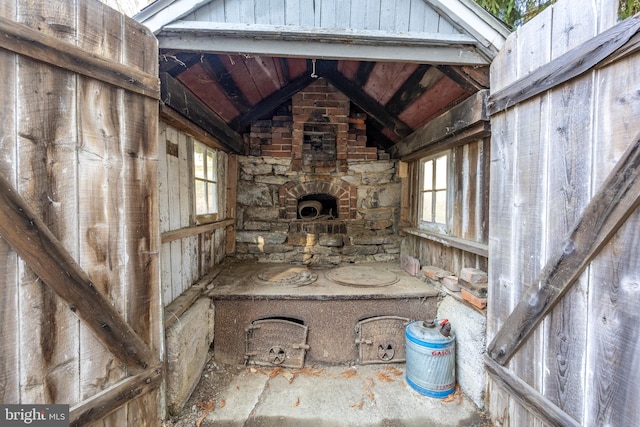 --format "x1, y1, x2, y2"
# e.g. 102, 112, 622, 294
161, 219, 236, 243
487, 132, 640, 365
77, 6, 129, 421
16, 0, 81, 405
487, 14, 640, 115
402, 228, 488, 257
0, 0, 18, 406
0, 171, 156, 372
69, 364, 163, 427
485, 357, 581, 427
584, 46, 640, 427
0, 15, 159, 99
391, 90, 489, 159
